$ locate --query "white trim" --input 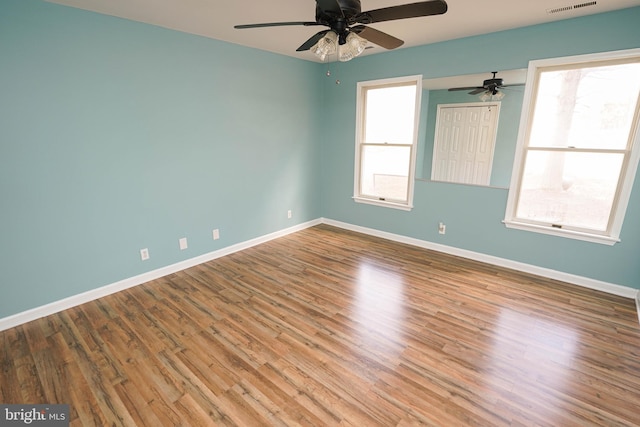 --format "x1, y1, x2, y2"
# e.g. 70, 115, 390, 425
431, 102, 500, 186
504, 48, 640, 245
353, 74, 422, 211
3, 217, 638, 332
503, 220, 620, 246
353, 196, 413, 211
0, 219, 321, 332
321, 218, 639, 300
